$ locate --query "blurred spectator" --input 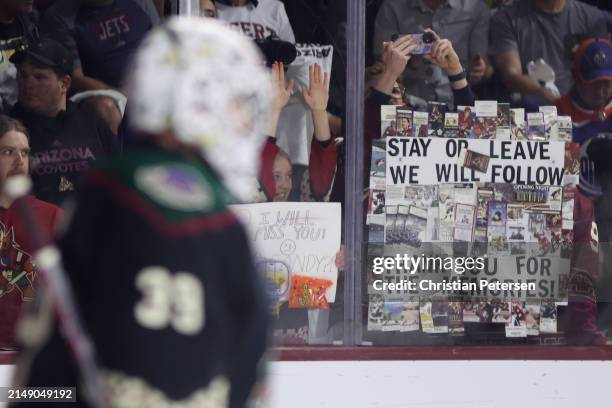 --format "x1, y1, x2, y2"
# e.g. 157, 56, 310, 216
153, 0, 165, 17
503, 34, 610, 344
331, 32, 476, 204
258, 62, 336, 202
41, 0, 158, 89
366, 62, 407, 107
216, 0, 295, 42
487, 0, 515, 6
34, 0, 56, 13
280, 0, 344, 44
366, 32, 475, 140
561, 173, 604, 345
9, 37, 118, 205
490, 0, 607, 104
580, 0, 611, 12
588, 132, 612, 337
372, 0, 491, 107
40, 0, 160, 133
280, 0, 347, 115
200, 0, 217, 18
366, 0, 385, 66
0, 0, 38, 113
0, 114, 61, 350
556, 38, 612, 199
557, 39, 612, 319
